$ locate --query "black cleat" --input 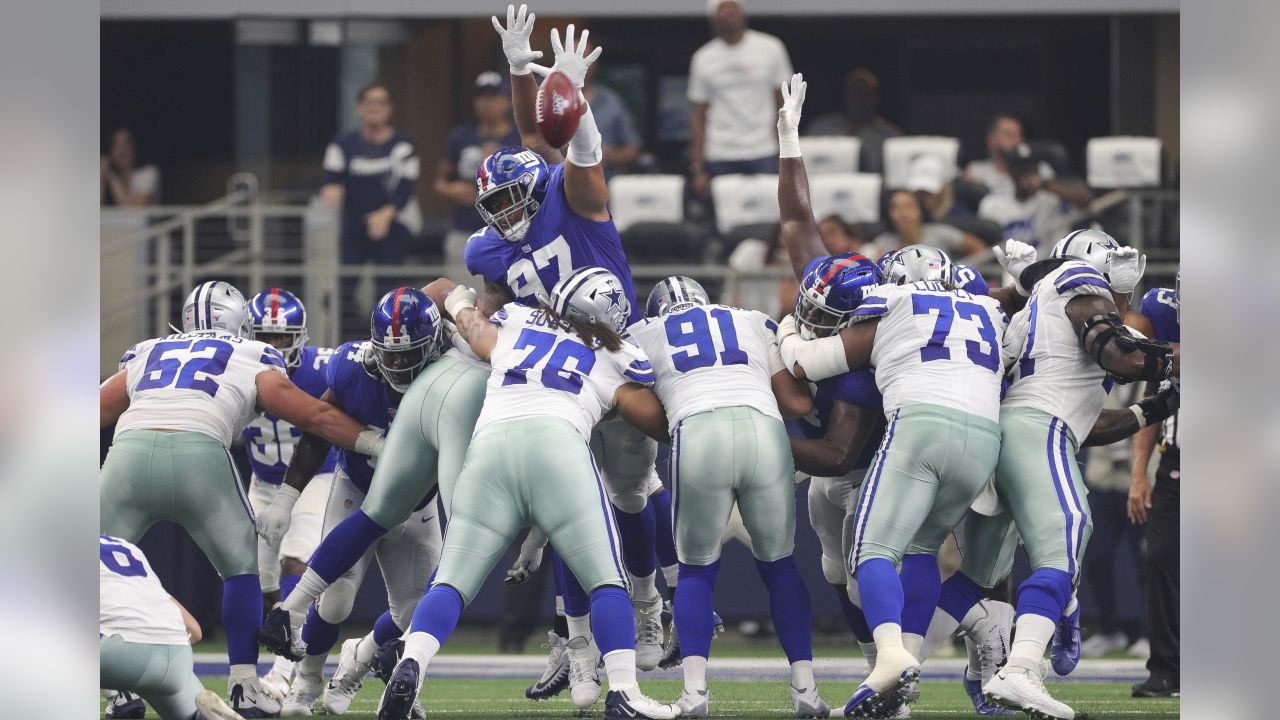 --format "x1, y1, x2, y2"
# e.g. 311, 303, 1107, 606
378, 659, 421, 720
105, 691, 146, 720
371, 637, 406, 683
1131, 676, 1179, 698
258, 605, 305, 661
